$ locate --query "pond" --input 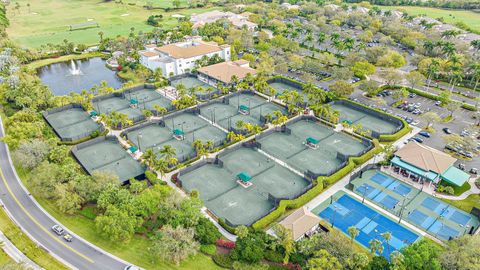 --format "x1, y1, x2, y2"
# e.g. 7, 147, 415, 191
37, 57, 124, 96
